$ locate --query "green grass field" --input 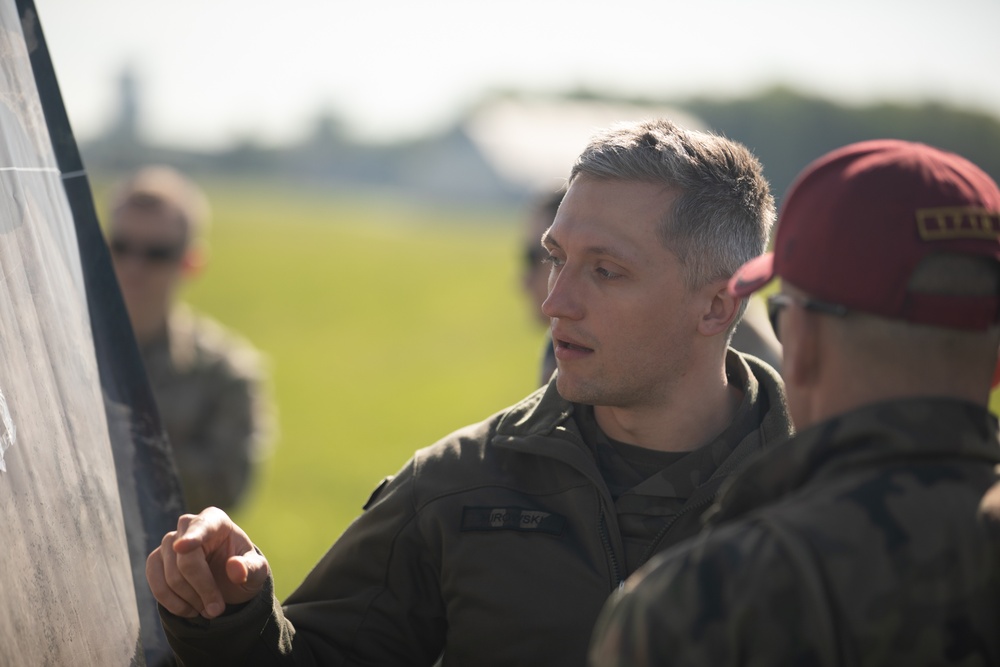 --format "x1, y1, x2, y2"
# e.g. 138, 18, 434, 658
95, 176, 1000, 599
128, 180, 546, 598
